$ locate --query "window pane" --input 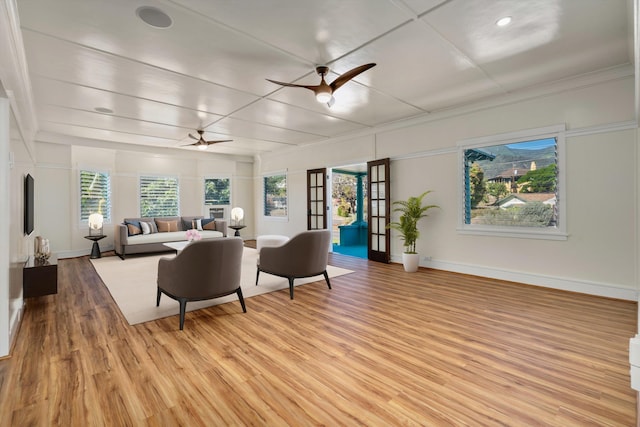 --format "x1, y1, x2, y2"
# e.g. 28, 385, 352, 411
264, 174, 287, 217
378, 218, 386, 233
140, 176, 179, 217
80, 170, 111, 222
463, 137, 557, 228
204, 178, 230, 205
